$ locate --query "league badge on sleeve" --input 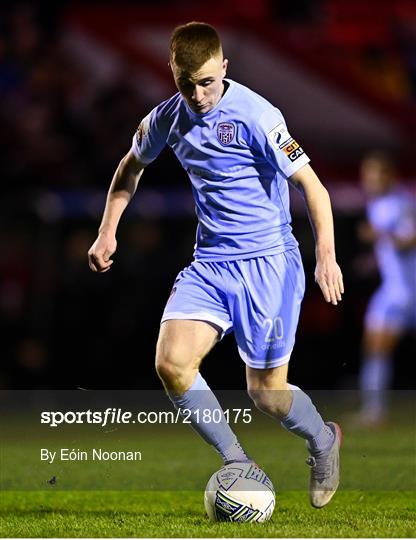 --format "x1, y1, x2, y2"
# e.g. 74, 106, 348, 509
135, 112, 151, 148
136, 124, 144, 147
268, 122, 292, 150
217, 122, 235, 146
